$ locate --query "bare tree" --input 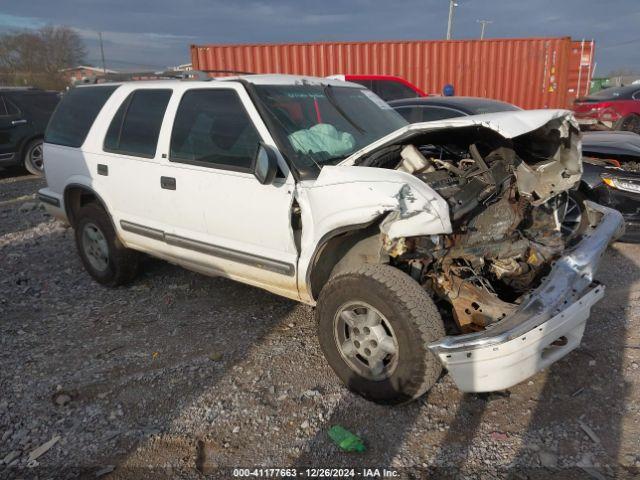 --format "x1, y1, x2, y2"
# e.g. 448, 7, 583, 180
0, 25, 86, 90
